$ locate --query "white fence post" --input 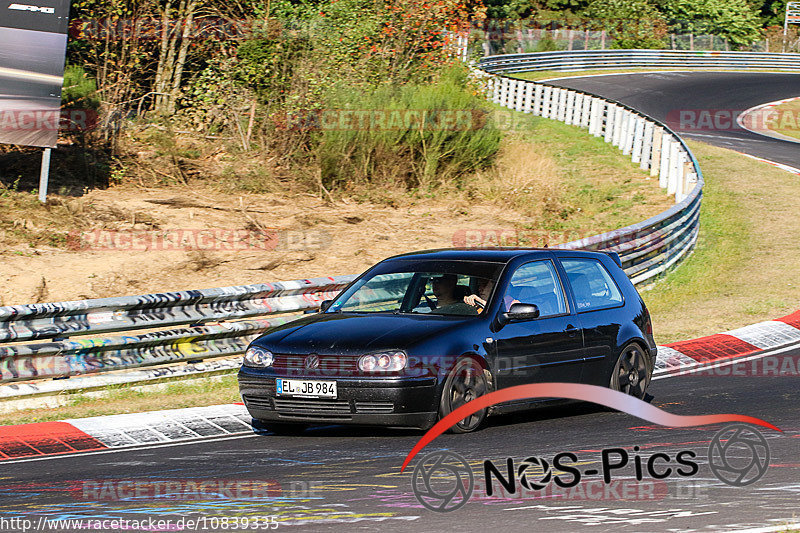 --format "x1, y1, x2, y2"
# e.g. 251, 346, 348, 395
512, 79, 523, 111
499, 77, 509, 107
580, 95, 591, 128
612, 107, 624, 147
640, 121, 654, 170
659, 133, 671, 187
667, 141, 680, 195
542, 86, 552, 118
622, 112, 634, 155
565, 91, 576, 125
631, 117, 645, 163
604, 104, 616, 143
684, 163, 699, 200
523, 82, 534, 113
589, 97, 599, 136
533, 84, 543, 116
572, 93, 584, 126
651, 126, 663, 178
557, 89, 568, 122
677, 156, 691, 201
